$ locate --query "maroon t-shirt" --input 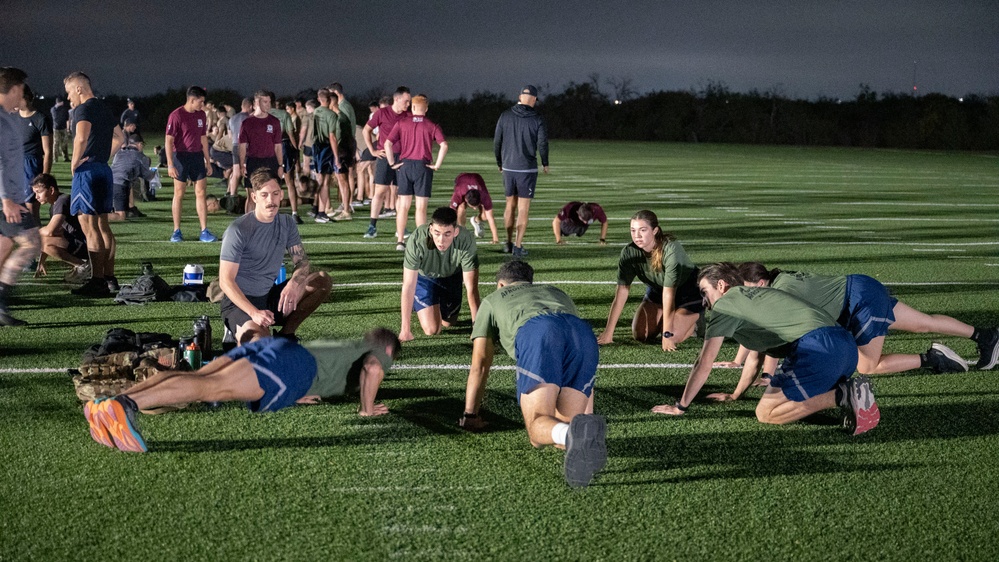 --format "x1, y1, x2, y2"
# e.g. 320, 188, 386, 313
449, 173, 493, 211
368, 107, 411, 151
558, 202, 607, 226
165, 107, 208, 153
238, 114, 283, 158
385, 115, 445, 162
